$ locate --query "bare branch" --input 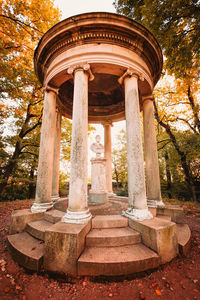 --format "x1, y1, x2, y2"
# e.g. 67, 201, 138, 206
0, 14, 44, 34
157, 138, 171, 144
158, 141, 171, 151
21, 151, 38, 157
175, 117, 199, 134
